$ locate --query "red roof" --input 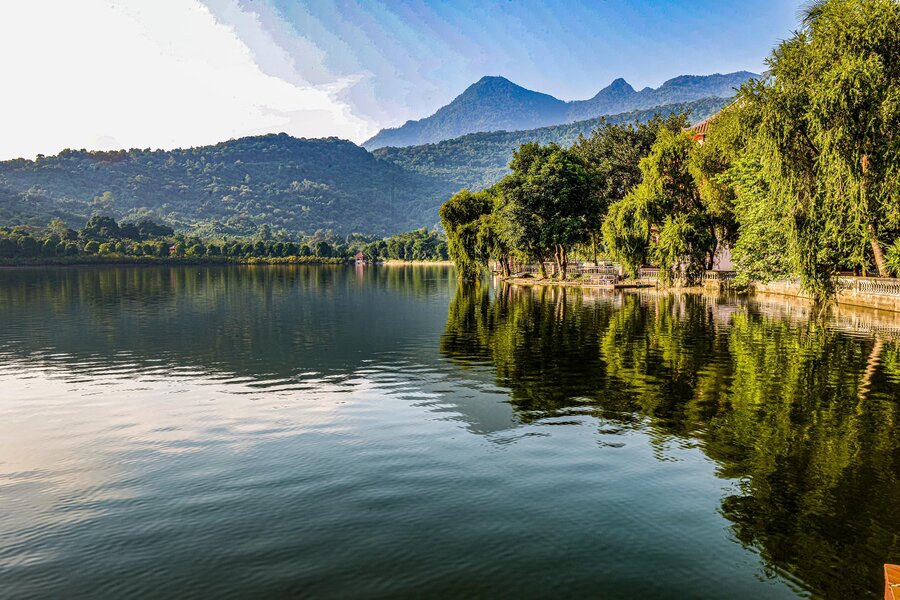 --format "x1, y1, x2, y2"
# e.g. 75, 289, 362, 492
686, 116, 713, 141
